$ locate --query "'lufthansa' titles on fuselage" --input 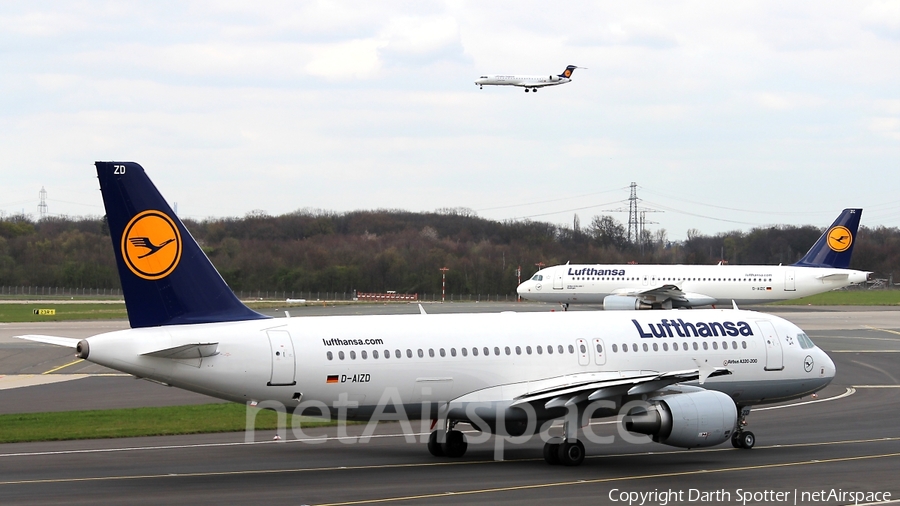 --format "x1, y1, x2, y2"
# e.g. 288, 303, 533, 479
633, 318, 754, 338
568, 267, 626, 276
